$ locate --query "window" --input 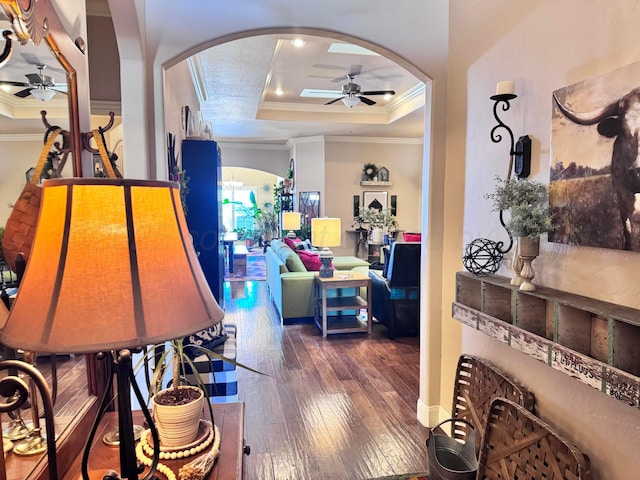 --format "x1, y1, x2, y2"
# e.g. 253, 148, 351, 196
222, 185, 257, 234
